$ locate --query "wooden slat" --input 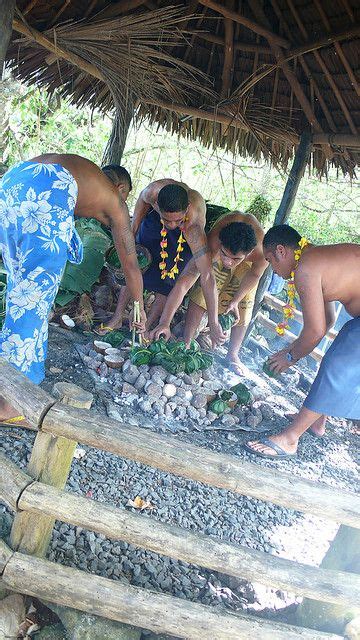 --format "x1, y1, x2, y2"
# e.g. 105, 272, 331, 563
263, 293, 338, 340
1, 544, 342, 639
42, 403, 360, 528
0, 358, 54, 428
198, 0, 290, 48
19, 479, 360, 608
0, 540, 13, 573
257, 312, 324, 362
0, 453, 33, 511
